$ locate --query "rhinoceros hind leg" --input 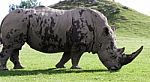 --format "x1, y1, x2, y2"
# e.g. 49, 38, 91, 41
0, 48, 13, 70
10, 49, 24, 69
56, 51, 71, 68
